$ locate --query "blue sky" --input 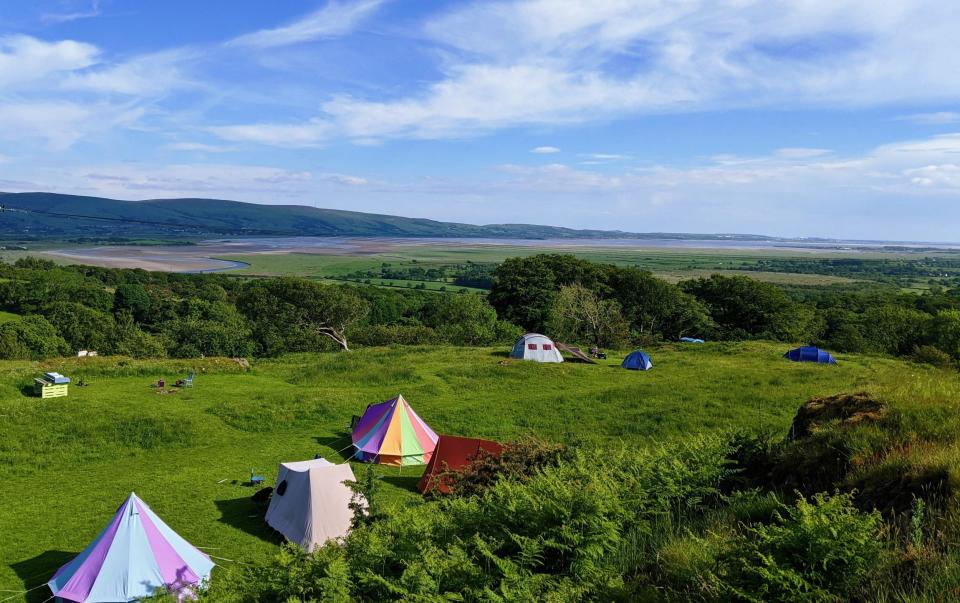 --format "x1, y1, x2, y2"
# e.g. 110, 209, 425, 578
1, 0, 959, 240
